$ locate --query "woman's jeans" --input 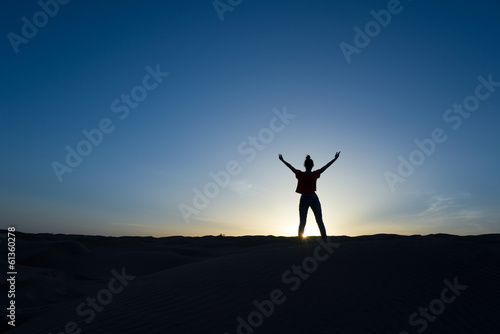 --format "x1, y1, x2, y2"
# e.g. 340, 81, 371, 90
299, 193, 327, 240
